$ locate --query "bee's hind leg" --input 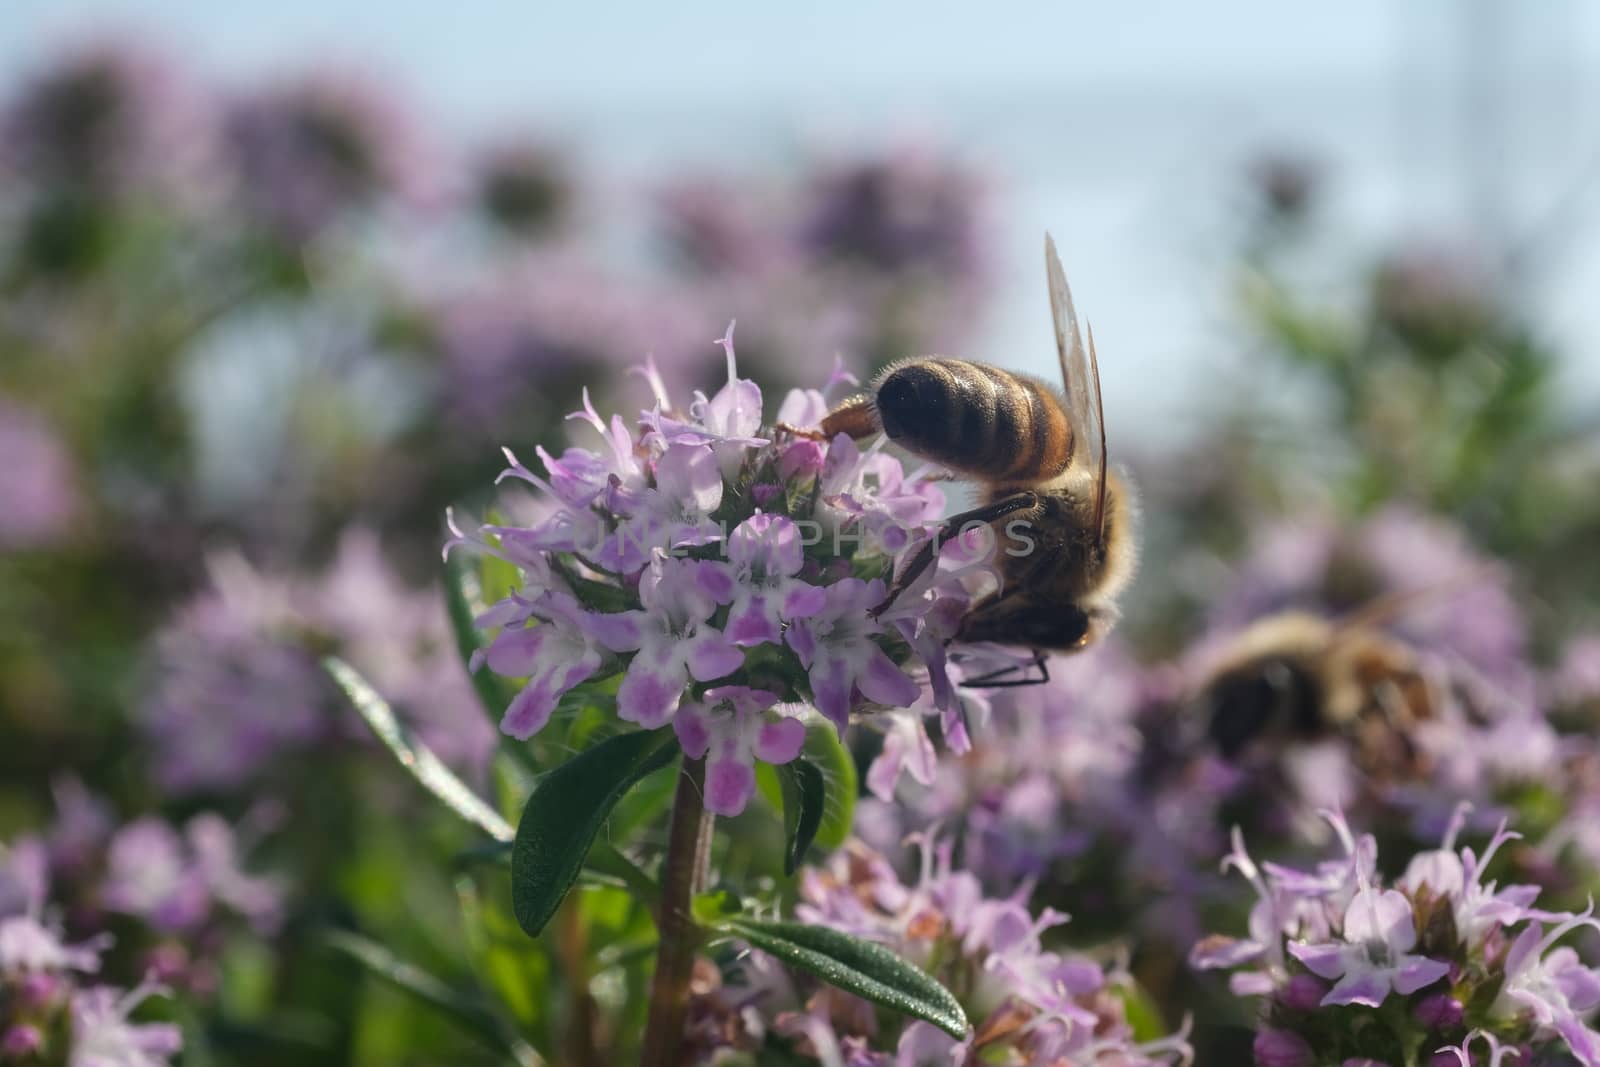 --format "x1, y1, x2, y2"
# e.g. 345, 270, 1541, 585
870, 492, 1041, 617
773, 423, 827, 441
773, 393, 879, 442
819, 394, 880, 440
959, 649, 1051, 688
